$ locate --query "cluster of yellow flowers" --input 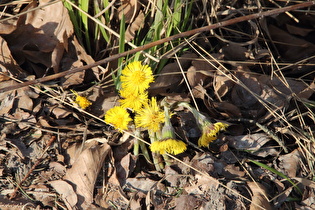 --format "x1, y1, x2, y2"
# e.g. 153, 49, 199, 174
104, 61, 229, 157
68, 61, 228, 159
104, 61, 187, 155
